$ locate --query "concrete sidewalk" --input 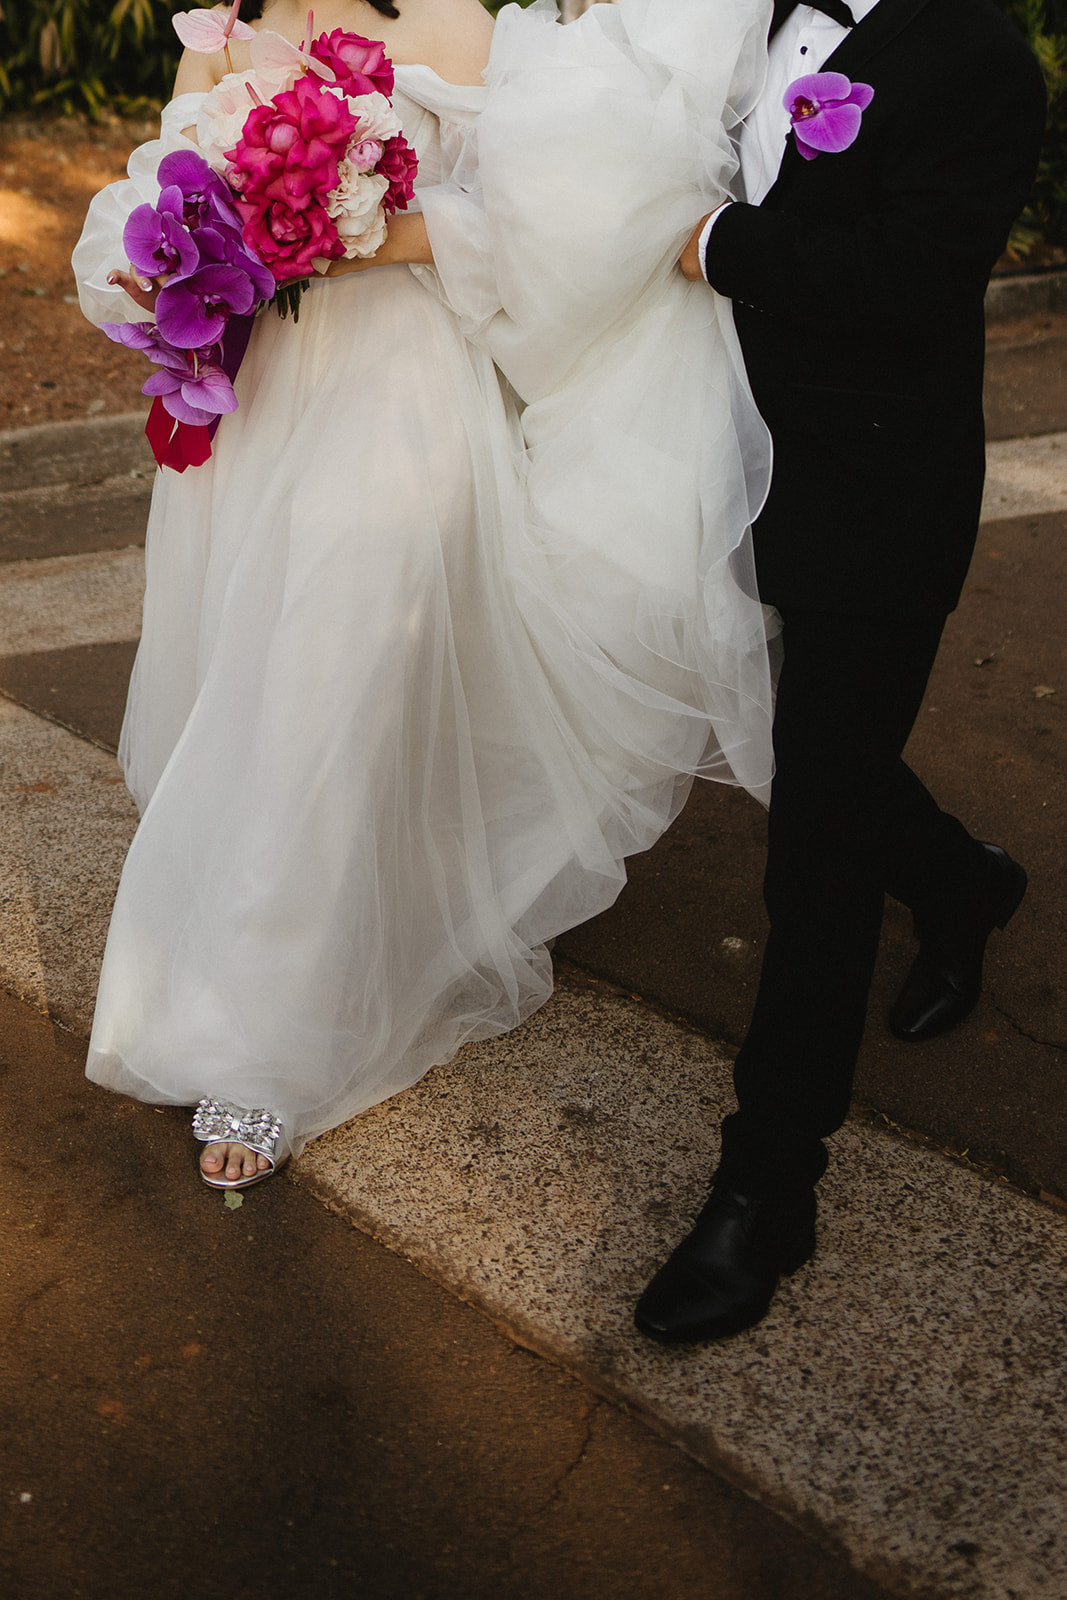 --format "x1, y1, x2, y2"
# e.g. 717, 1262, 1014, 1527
0, 307, 1065, 1599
